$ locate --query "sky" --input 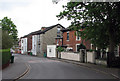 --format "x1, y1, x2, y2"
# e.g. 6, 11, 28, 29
0, 0, 71, 38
